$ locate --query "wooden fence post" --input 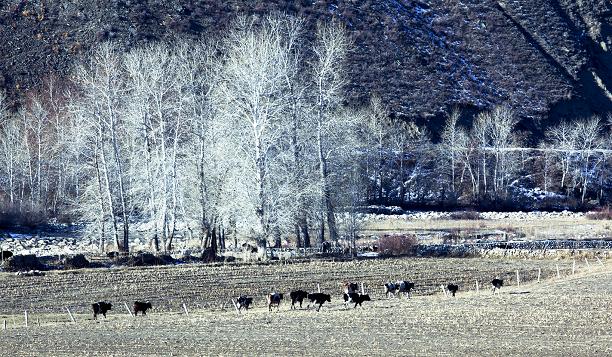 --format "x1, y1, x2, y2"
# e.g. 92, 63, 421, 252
361, 282, 364, 295
584, 257, 591, 271
556, 264, 560, 278
317, 283, 321, 293
231, 299, 240, 315
516, 270, 520, 287
182, 303, 189, 316
24, 311, 28, 328
572, 259, 576, 275
3, 320, 6, 330
596, 257, 604, 267
475, 280, 479, 293
124, 302, 134, 317
66, 307, 75, 323
537, 268, 541, 283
